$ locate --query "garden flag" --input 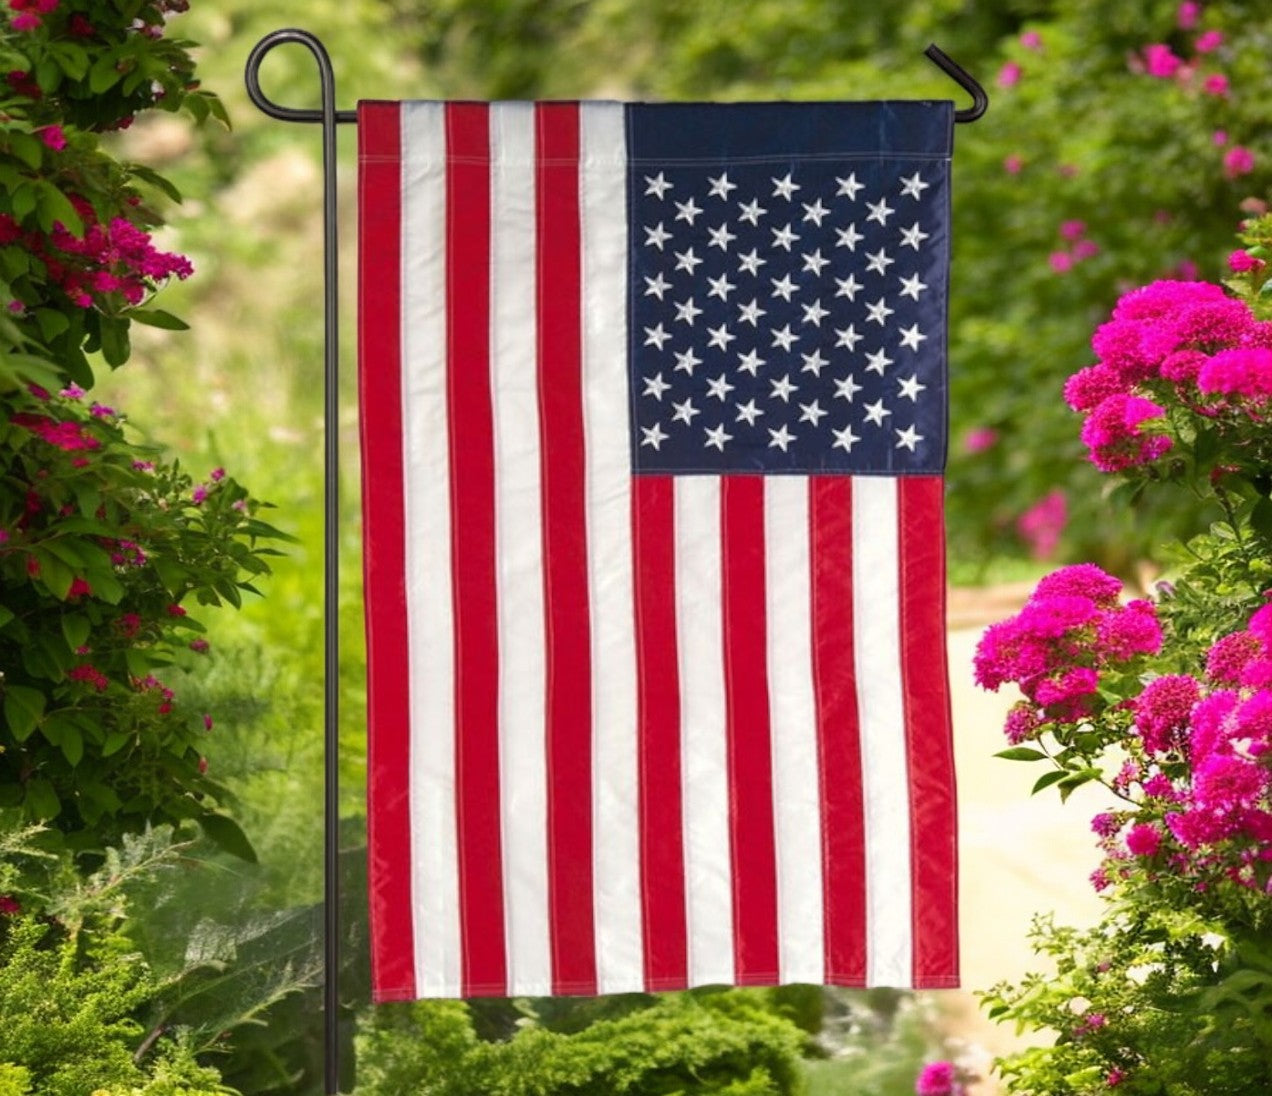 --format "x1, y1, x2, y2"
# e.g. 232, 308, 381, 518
358, 98, 959, 1001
